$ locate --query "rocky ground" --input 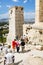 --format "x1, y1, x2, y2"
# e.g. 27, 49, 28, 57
0, 44, 43, 65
